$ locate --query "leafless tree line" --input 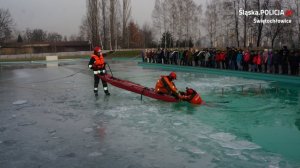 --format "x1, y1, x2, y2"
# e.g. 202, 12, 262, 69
152, 0, 202, 48
205, 0, 300, 49
80, 0, 132, 50
23, 29, 64, 42
0, 8, 76, 43
2, 0, 299, 49
0, 8, 14, 43
81, 0, 300, 49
